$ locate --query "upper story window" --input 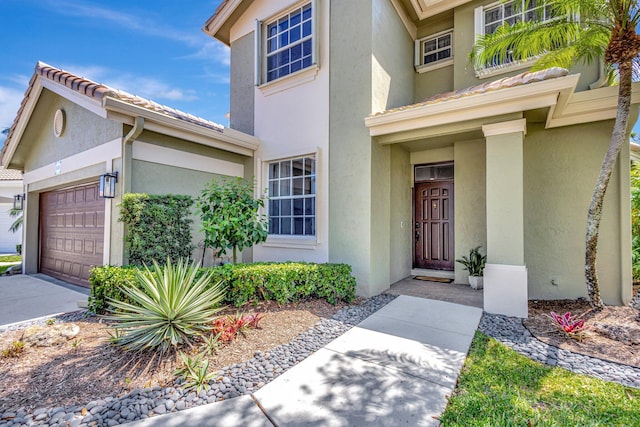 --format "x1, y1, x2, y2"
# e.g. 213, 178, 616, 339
268, 155, 316, 236
474, 1, 554, 76
257, 1, 317, 87
414, 30, 453, 73
482, 0, 554, 35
